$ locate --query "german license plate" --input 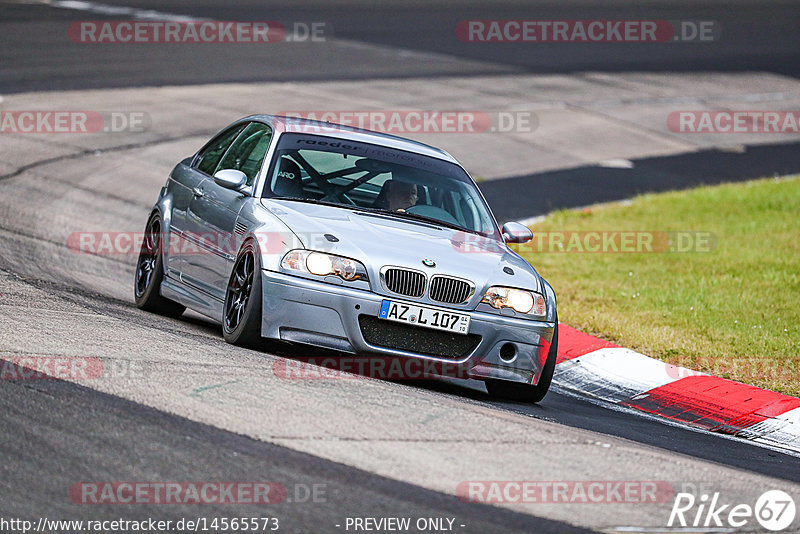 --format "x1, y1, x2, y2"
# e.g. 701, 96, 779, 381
378, 299, 470, 335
